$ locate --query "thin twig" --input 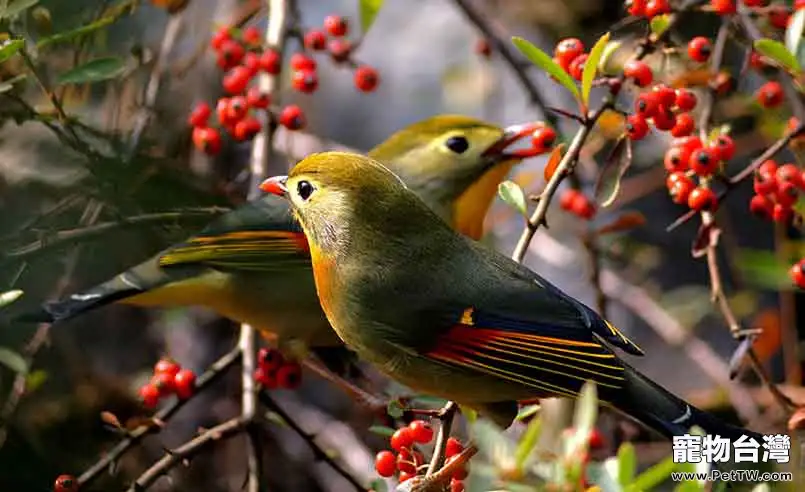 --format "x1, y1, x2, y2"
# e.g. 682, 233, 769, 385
412, 445, 478, 492
425, 401, 459, 476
